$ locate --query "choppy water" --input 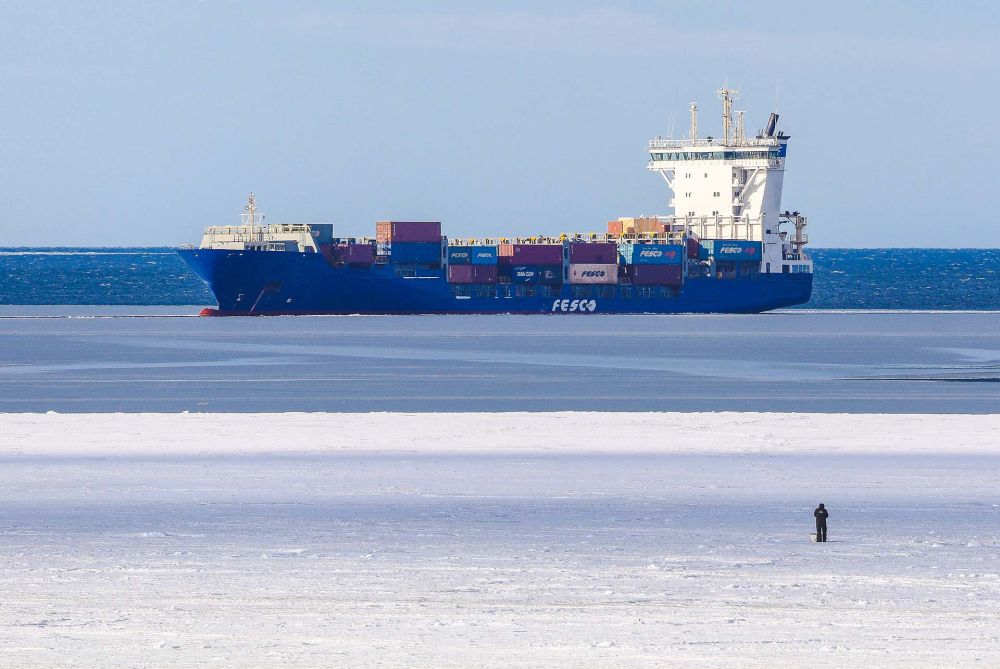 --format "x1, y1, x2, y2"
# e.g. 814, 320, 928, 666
2, 247, 999, 310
